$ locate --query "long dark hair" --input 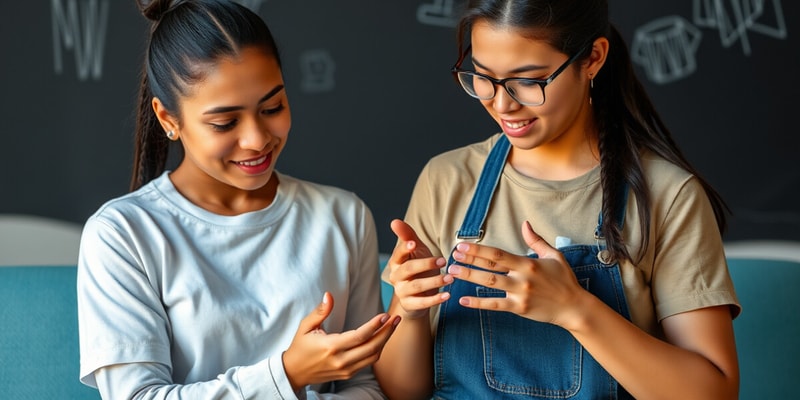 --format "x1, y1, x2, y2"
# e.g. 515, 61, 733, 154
130, 0, 281, 191
457, 0, 728, 262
